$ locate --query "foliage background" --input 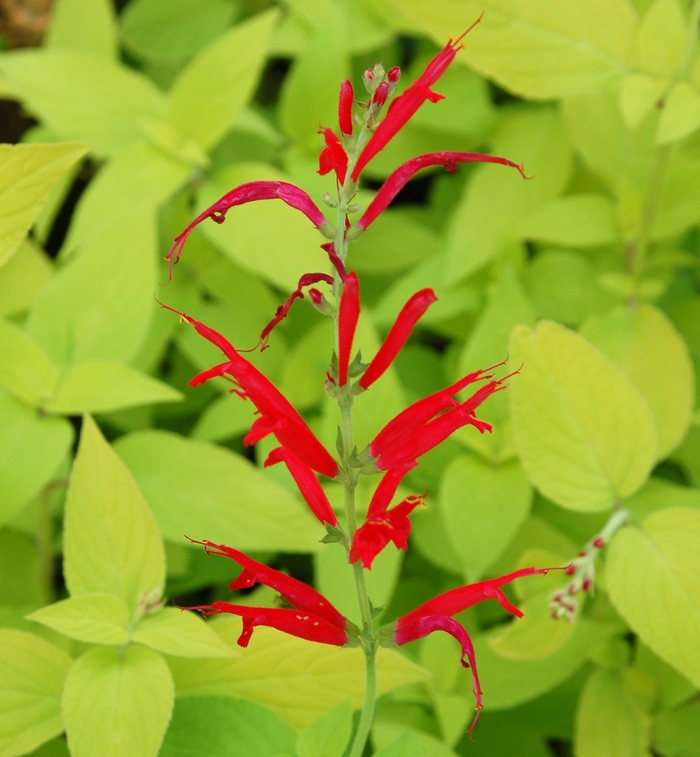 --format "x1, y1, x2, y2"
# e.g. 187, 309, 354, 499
1, 0, 699, 755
